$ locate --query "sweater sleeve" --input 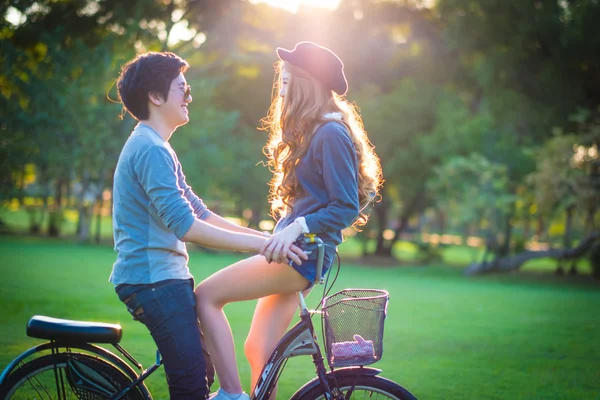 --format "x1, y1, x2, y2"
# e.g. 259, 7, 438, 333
175, 159, 212, 221
135, 145, 196, 239
303, 124, 360, 233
